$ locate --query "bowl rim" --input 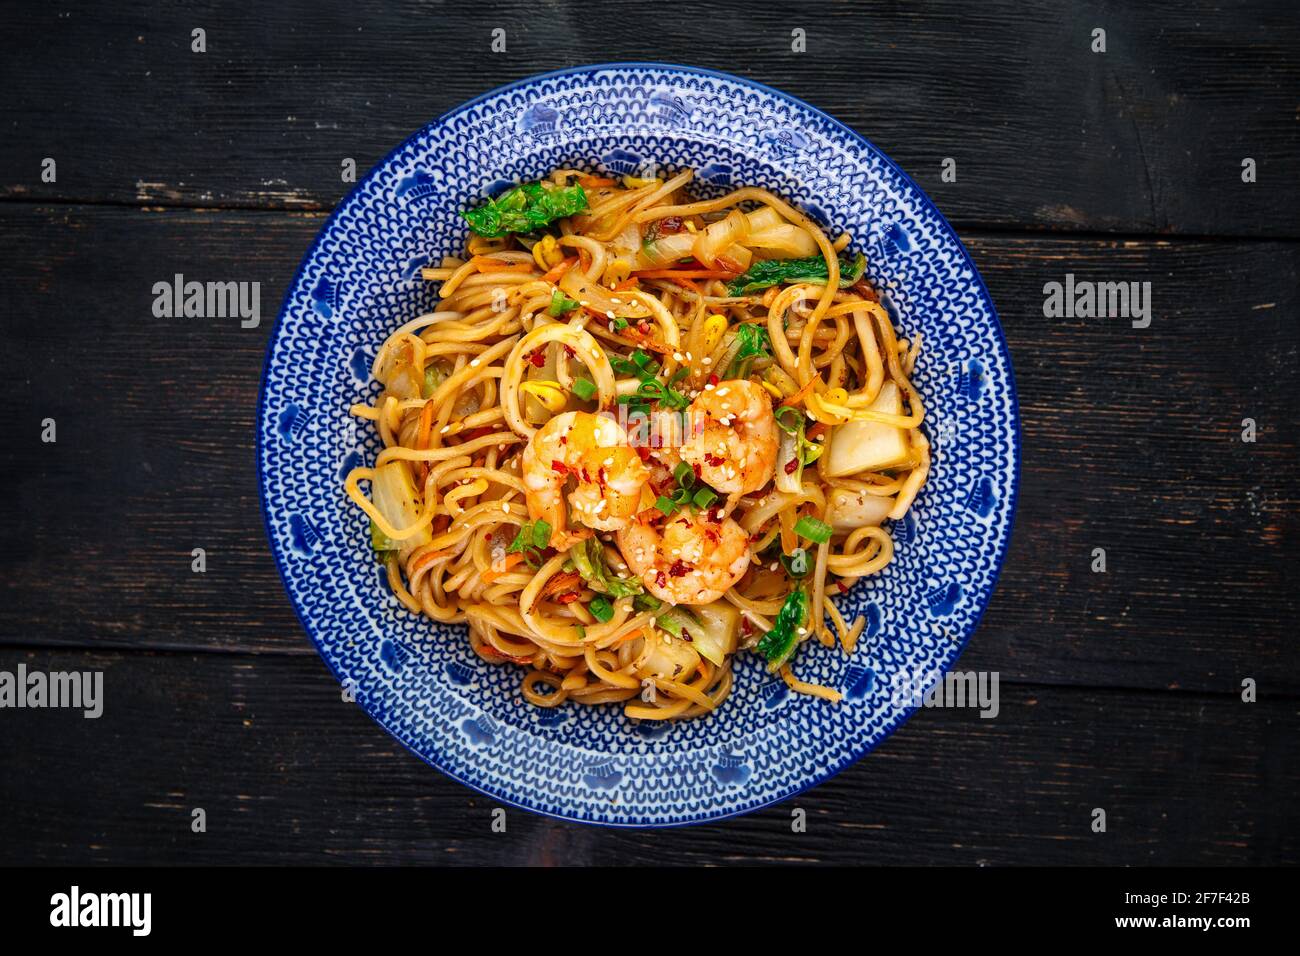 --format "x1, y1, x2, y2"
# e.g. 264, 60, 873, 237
255, 61, 1022, 828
